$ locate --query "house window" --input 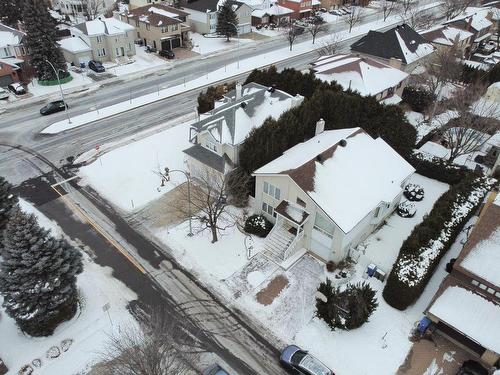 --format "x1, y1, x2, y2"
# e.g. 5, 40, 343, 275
135, 19, 140, 27
96, 35, 103, 43
161, 26, 167, 33
374, 206, 381, 218
128, 43, 132, 51
479, 283, 487, 290
263, 182, 280, 199
262, 202, 274, 216
487, 287, 495, 294
172, 24, 178, 31
205, 139, 217, 151
115, 48, 119, 56
496, 291, 500, 298
471, 279, 480, 286
146, 23, 150, 31
314, 212, 334, 237
97, 48, 106, 57
296, 197, 306, 207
